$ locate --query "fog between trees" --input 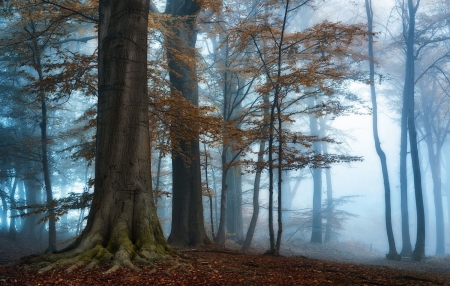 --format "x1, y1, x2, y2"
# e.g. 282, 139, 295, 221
0, 0, 449, 270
